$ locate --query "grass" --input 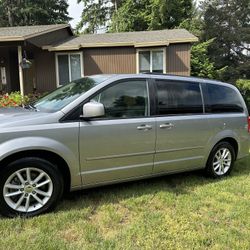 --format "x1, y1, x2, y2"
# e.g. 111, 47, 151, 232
0, 156, 249, 250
